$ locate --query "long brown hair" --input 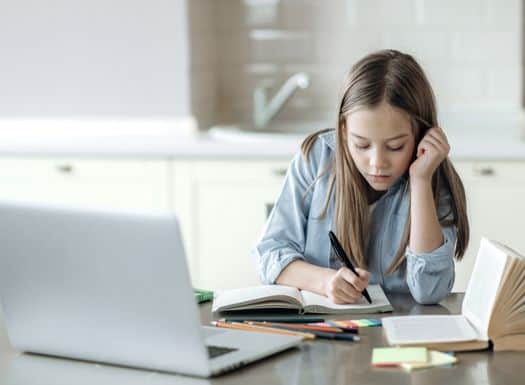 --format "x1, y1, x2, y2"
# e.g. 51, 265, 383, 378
301, 49, 469, 274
